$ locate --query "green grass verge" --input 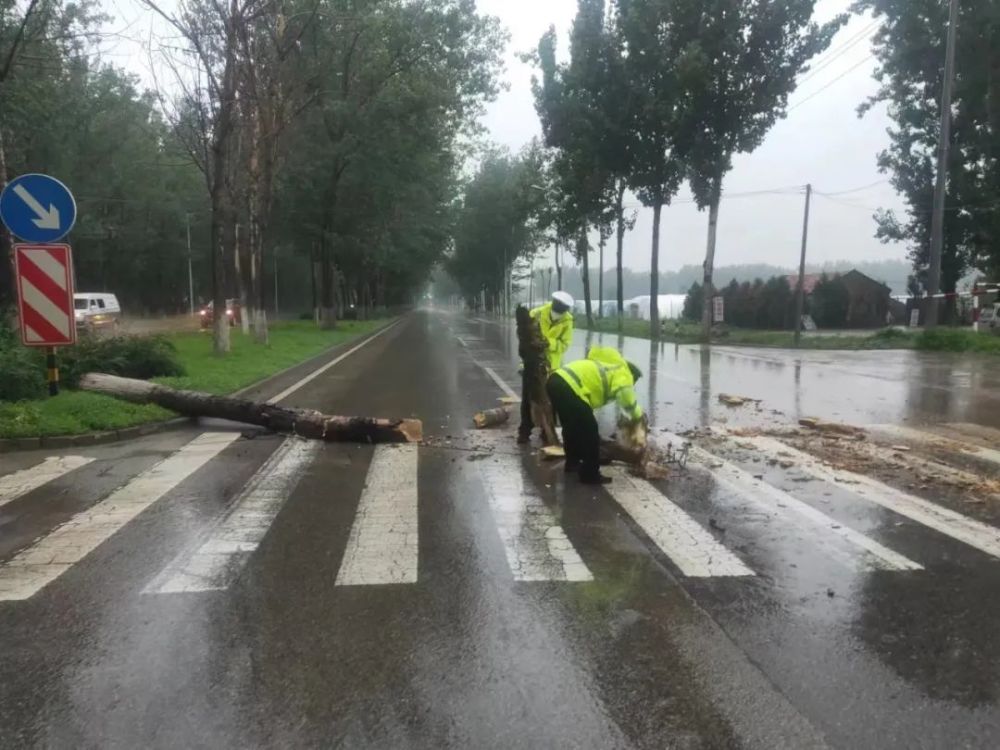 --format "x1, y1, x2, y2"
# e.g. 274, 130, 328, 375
0, 319, 388, 439
575, 316, 921, 350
